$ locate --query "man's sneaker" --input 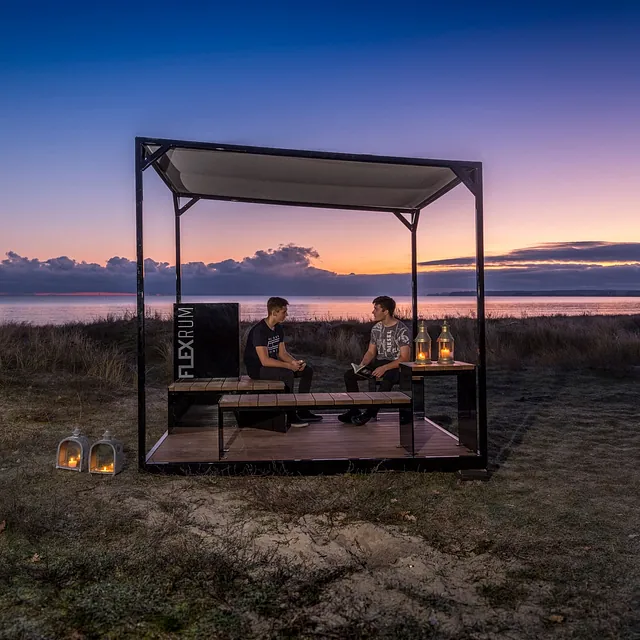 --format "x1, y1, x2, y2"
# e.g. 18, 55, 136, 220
297, 409, 323, 422
338, 408, 361, 424
288, 413, 309, 428
351, 409, 377, 426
